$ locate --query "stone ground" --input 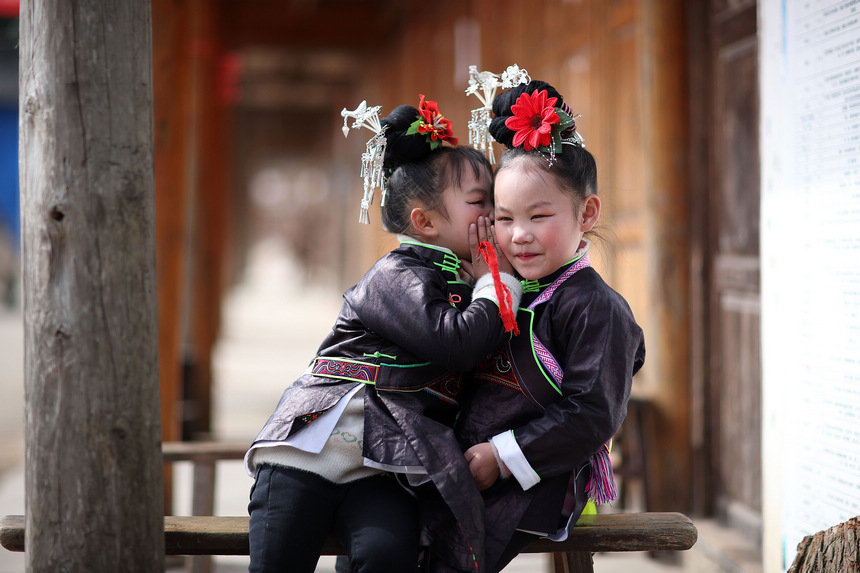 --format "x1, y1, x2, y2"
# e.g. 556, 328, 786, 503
0, 238, 679, 572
